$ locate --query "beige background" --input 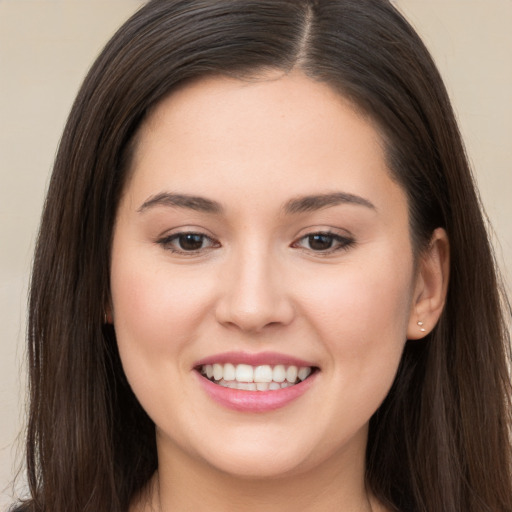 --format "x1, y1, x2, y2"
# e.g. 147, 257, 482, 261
1, 0, 511, 506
